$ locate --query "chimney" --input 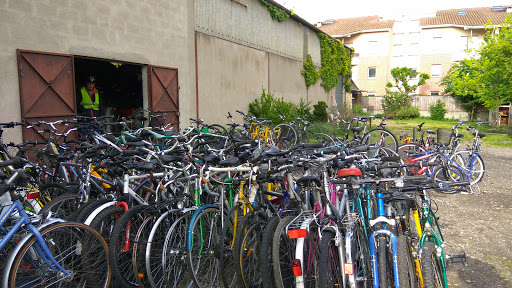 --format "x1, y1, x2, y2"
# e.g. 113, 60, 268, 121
317, 22, 322, 27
